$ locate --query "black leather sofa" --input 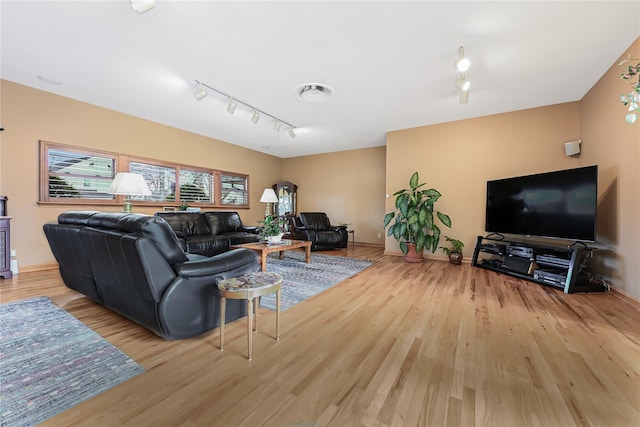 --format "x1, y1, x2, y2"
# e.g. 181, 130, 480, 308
43, 211, 260, 340
293, 212, 349, 250
156, 211, 259, 256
